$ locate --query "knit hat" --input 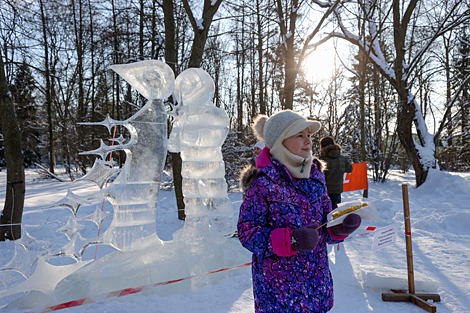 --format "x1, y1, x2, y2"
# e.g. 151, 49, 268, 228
320, 136, 335, 148
251, 110, 321, 149
251, 110, 321, 178
254, 141, 265, 149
